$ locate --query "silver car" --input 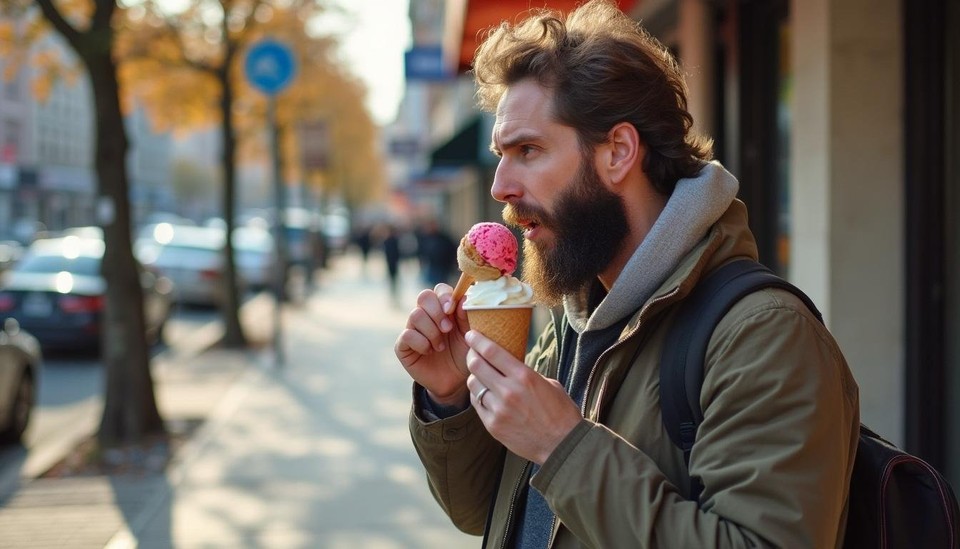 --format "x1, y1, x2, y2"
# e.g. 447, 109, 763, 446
233, 226, 277, 291
0, 319, 41, 444
136, 224, 240, 307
